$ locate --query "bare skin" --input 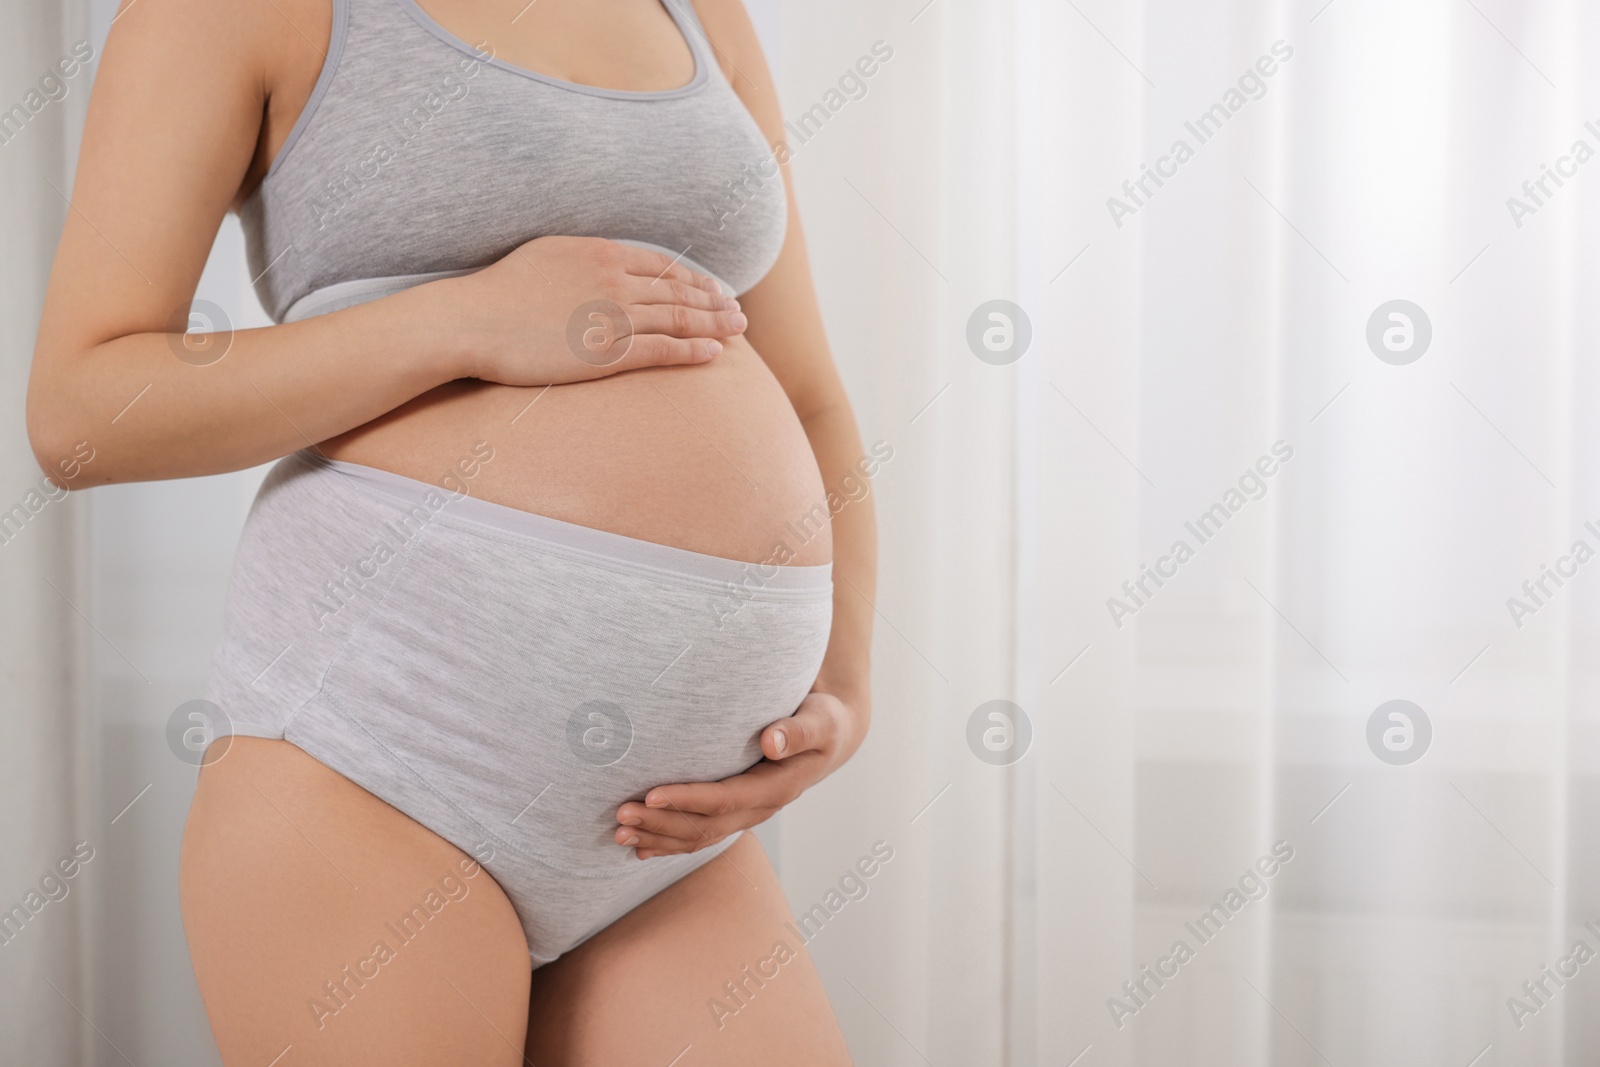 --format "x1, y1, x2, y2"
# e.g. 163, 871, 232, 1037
182, 738, 852, 1066
35, 0, 874, 1061
523, 825, 854, 1066
180, 738, 534, 1066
